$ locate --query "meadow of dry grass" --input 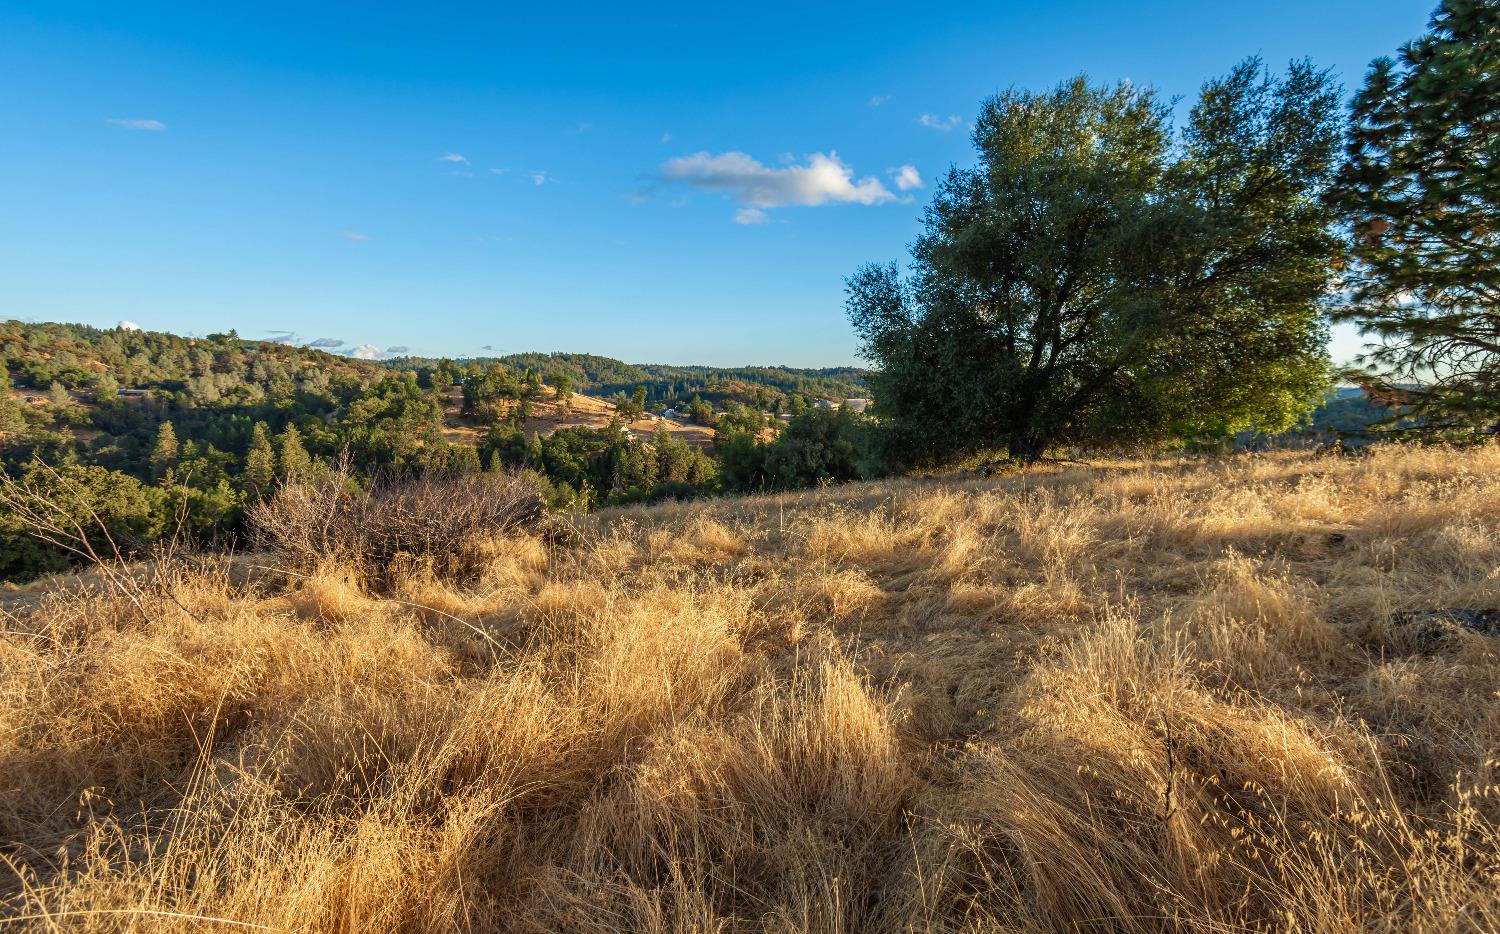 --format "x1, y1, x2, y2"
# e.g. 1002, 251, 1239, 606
3, 445, 1499, 932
